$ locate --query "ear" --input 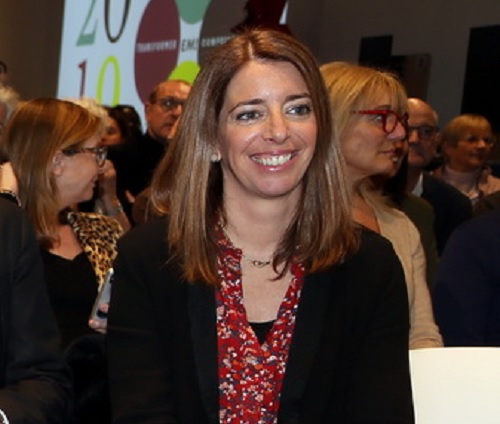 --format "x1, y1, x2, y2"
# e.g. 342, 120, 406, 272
51, 151, 65, 176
